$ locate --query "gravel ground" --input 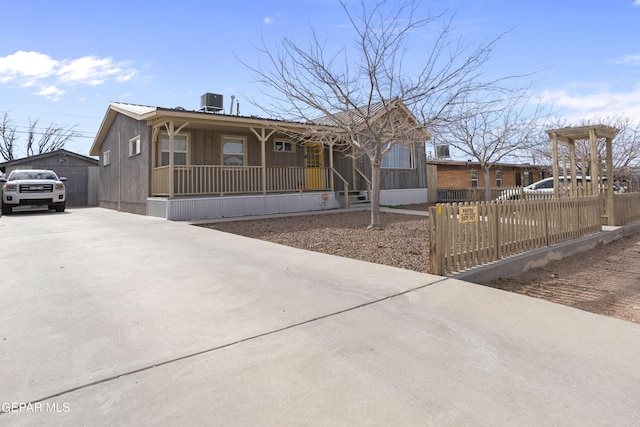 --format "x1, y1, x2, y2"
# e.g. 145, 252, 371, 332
200, 206, 431, 273
198, 204, 640, 323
